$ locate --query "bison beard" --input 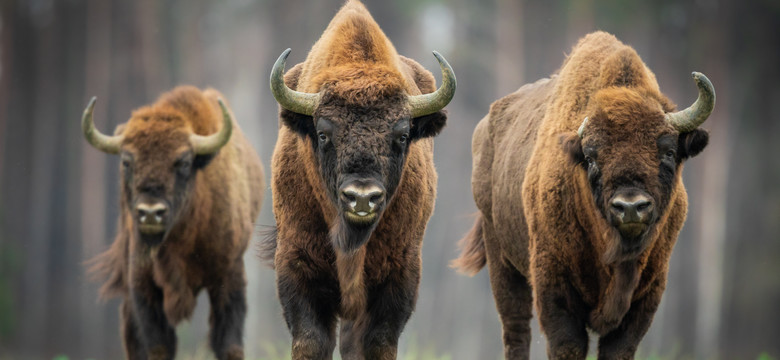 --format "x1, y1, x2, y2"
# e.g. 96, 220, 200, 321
331, 212, 381, 253
453, 31, 713, 359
